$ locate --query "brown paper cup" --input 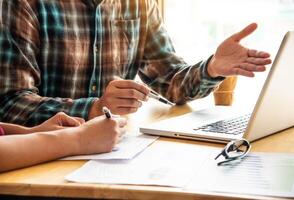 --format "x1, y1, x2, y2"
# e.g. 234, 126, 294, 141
213, 76, 237, 106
